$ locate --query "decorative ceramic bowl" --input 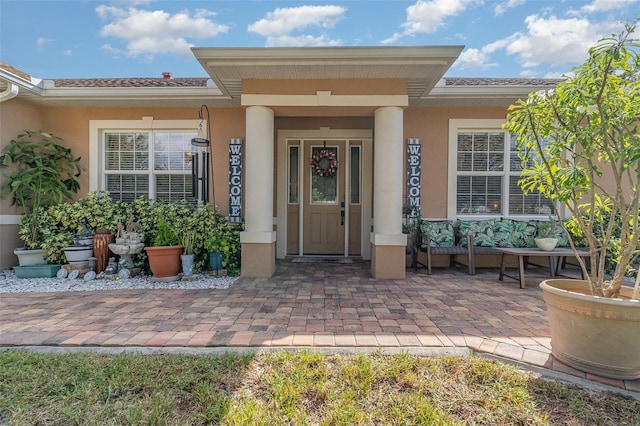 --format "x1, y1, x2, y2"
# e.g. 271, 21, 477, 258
63, 246, 94, 263
535, 238, 558, 251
